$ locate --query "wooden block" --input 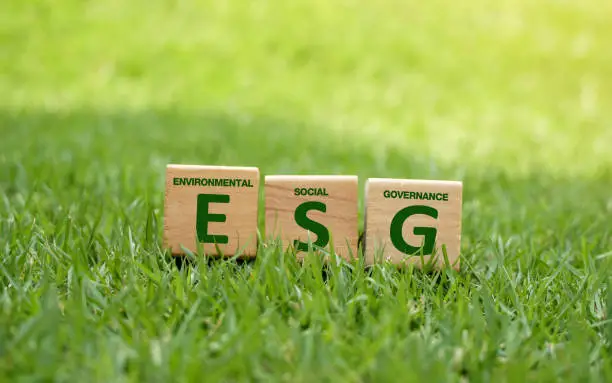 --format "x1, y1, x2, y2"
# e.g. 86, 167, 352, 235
265, 175, 358, 260
164, 164, 260, 257
365, 178, 462, 269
